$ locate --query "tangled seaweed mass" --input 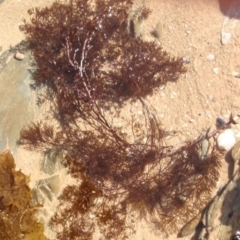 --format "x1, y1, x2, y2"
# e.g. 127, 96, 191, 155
18, 0, 221, 239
